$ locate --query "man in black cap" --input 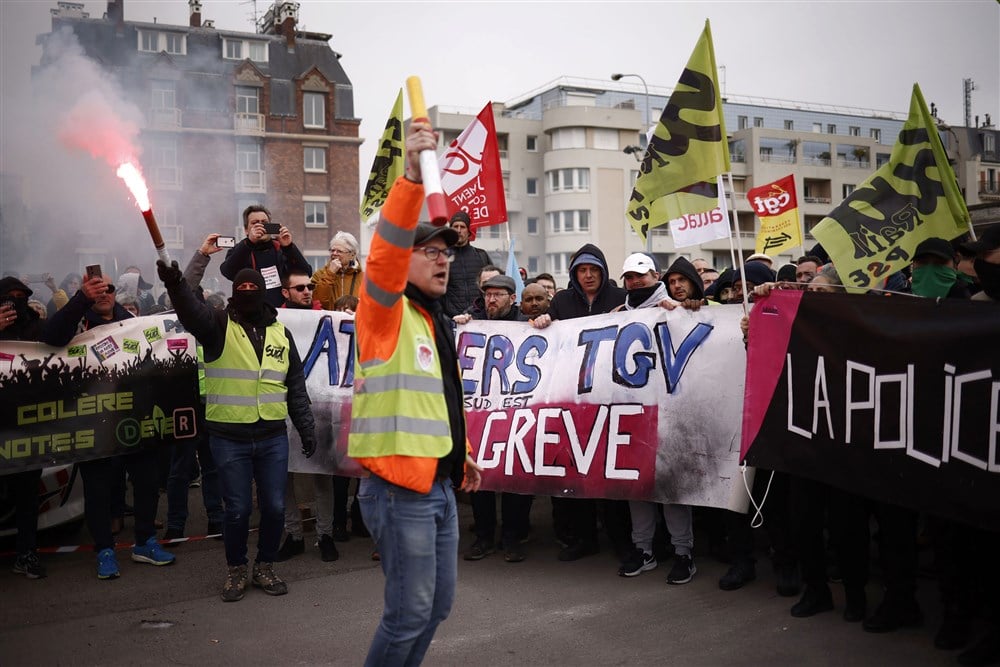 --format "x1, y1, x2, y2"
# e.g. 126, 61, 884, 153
909, 237, 972, 299
0, 277, 47, 579
443, 210, 492, 317
157, 262, 316, 602
959, 226, 1000, 302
